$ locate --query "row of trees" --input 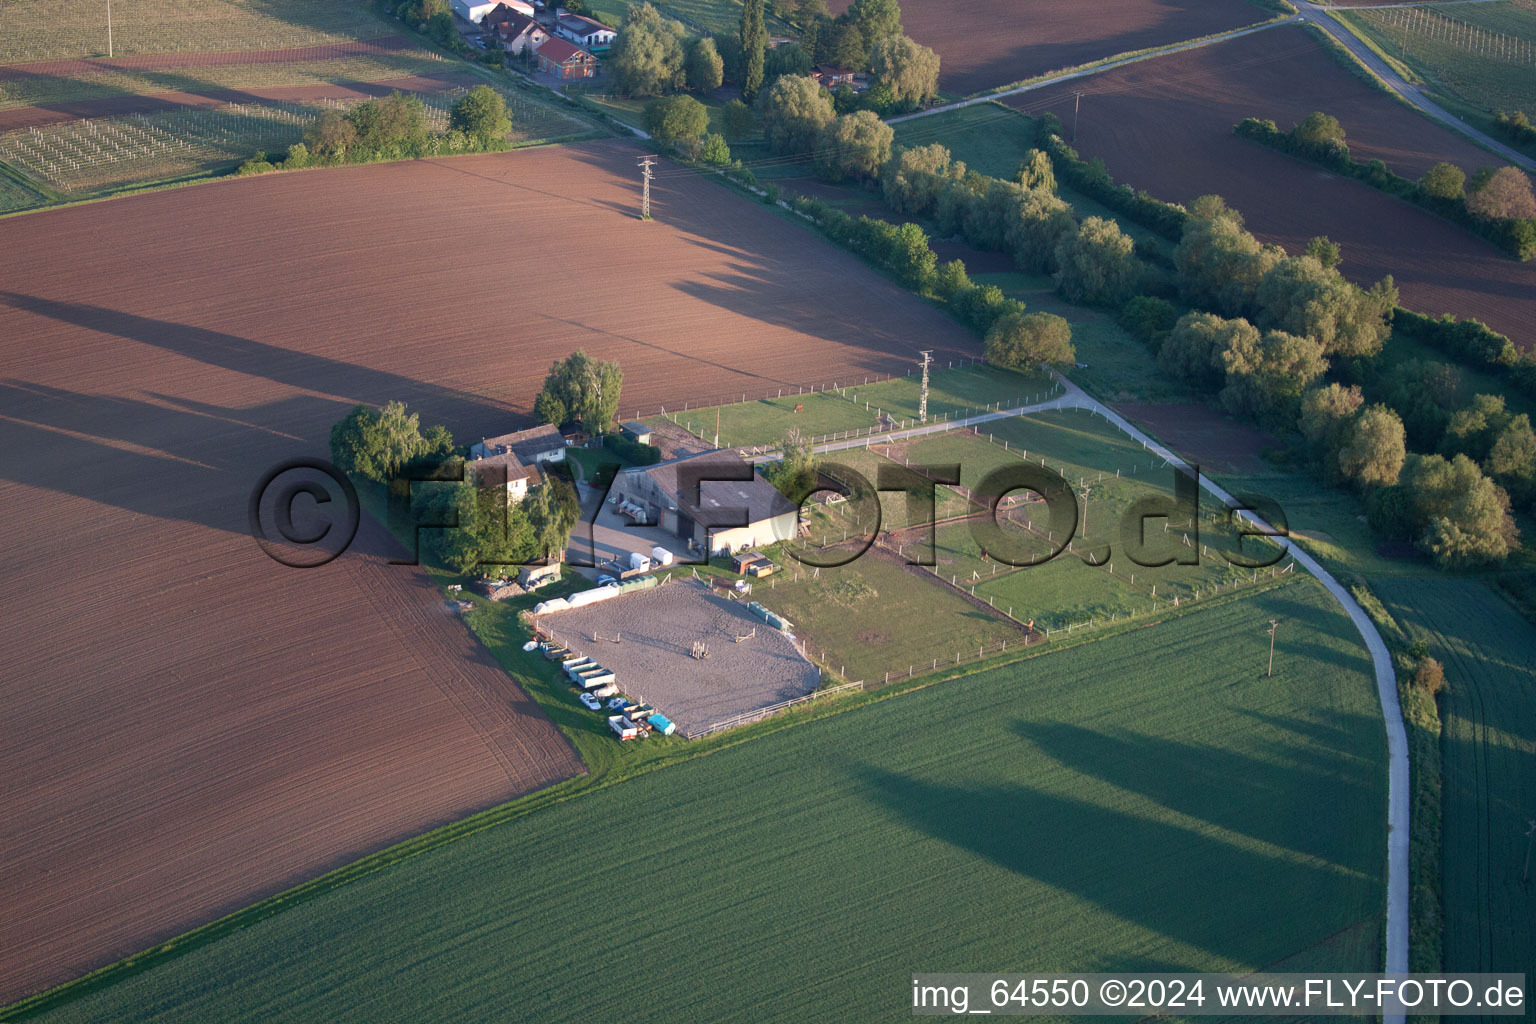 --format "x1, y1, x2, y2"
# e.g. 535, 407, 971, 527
877, 140, 1144, 306
610, 0, 936, 115
1173, 195, 1397, 361
1235, 113, 1536, 260
1136, 195, 1525, 567
268, 87, 510, 171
